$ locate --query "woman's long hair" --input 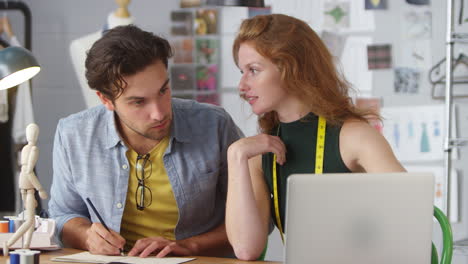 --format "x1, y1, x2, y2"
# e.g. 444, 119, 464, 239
233, 14, 377, 133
